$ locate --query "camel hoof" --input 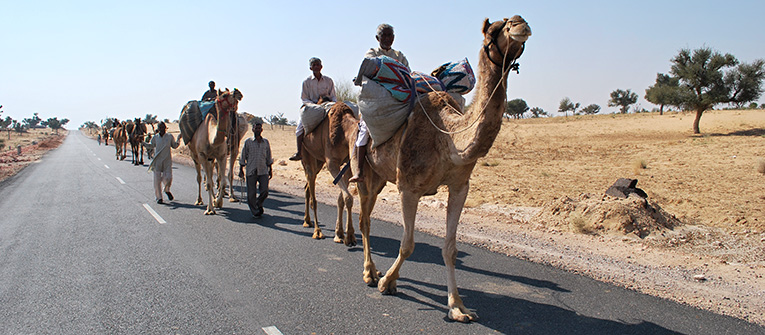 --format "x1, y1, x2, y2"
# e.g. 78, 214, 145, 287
333, 235, 344, 243
378, 276, 397, 295
363, 272, 379, 287
313, 231, 325, 240
303, 222, 312, 228
448, 308, 478, 323
229, 197, 239, 203
344, 235, 357, 247
195, 200, 204, 206
204, 209, 216, 215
